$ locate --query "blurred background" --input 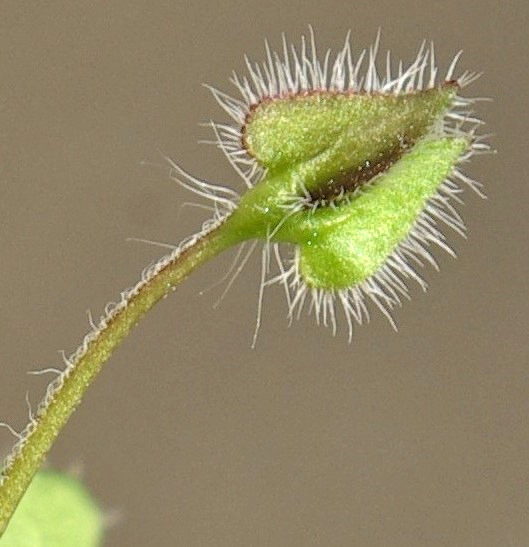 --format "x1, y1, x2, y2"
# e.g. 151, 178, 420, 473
0, 1, 527, 545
